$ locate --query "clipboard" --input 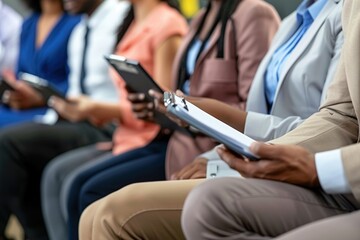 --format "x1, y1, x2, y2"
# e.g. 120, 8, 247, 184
164, 92, 259, 160
105, 55, 190, 134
